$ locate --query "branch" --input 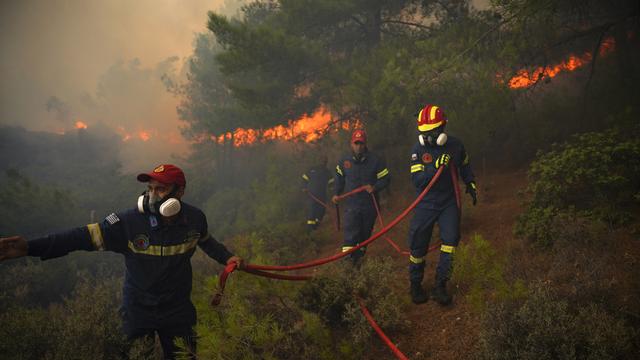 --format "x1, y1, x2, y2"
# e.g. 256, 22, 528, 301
380, 19, 432, 31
